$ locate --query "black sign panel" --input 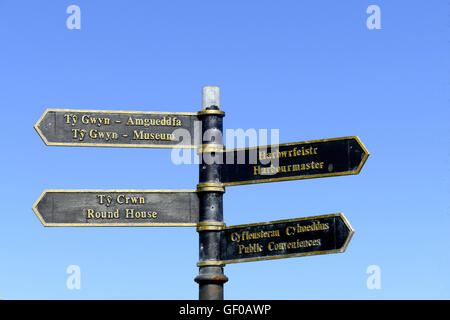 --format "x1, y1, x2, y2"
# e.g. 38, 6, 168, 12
35, 109, 201, 148
33, 190, 199, 226
219, 214, 353, 264
221, 137, 369, 186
